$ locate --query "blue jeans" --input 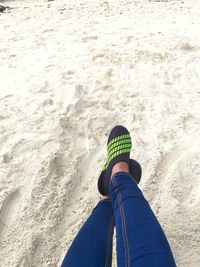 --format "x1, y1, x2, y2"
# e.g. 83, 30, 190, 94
61, 172, 176, 267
